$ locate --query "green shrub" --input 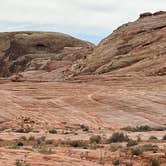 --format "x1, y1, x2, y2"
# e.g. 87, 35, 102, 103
131, 147, 143, 156
108, 132, 129, 143
80, 124, 89, 132
28, 136, 35, 141
89, 135, 101, 144
122, 125, 166, 132
62, 139, 88, 149
49, 129, 57, 134
127, 139, 138, 147
69, 140, 88, 148
142, 144, 158, 153
45, 139, 54, 145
